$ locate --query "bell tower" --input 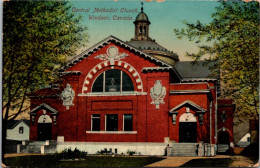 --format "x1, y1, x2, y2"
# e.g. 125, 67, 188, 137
131, 2, 152, 41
